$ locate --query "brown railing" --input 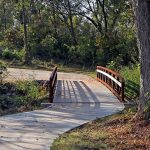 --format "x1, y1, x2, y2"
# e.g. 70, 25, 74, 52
49, 67, 57, 103
96, 66, 125, 102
